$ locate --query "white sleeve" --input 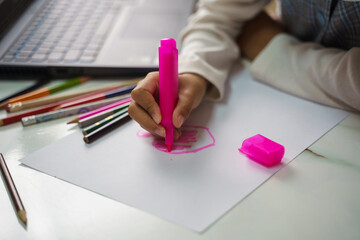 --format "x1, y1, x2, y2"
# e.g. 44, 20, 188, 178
179, 0, 270, 100
250, 33, 360, 111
